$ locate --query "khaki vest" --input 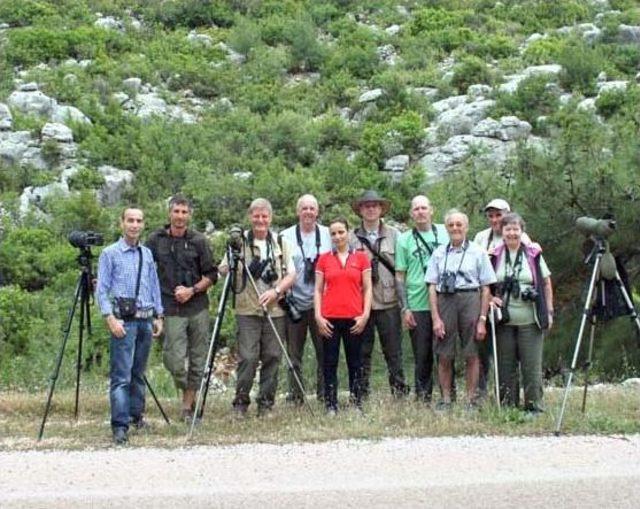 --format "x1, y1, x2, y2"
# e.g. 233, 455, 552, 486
232, 232, 292, 317
349, 222, 399, 310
